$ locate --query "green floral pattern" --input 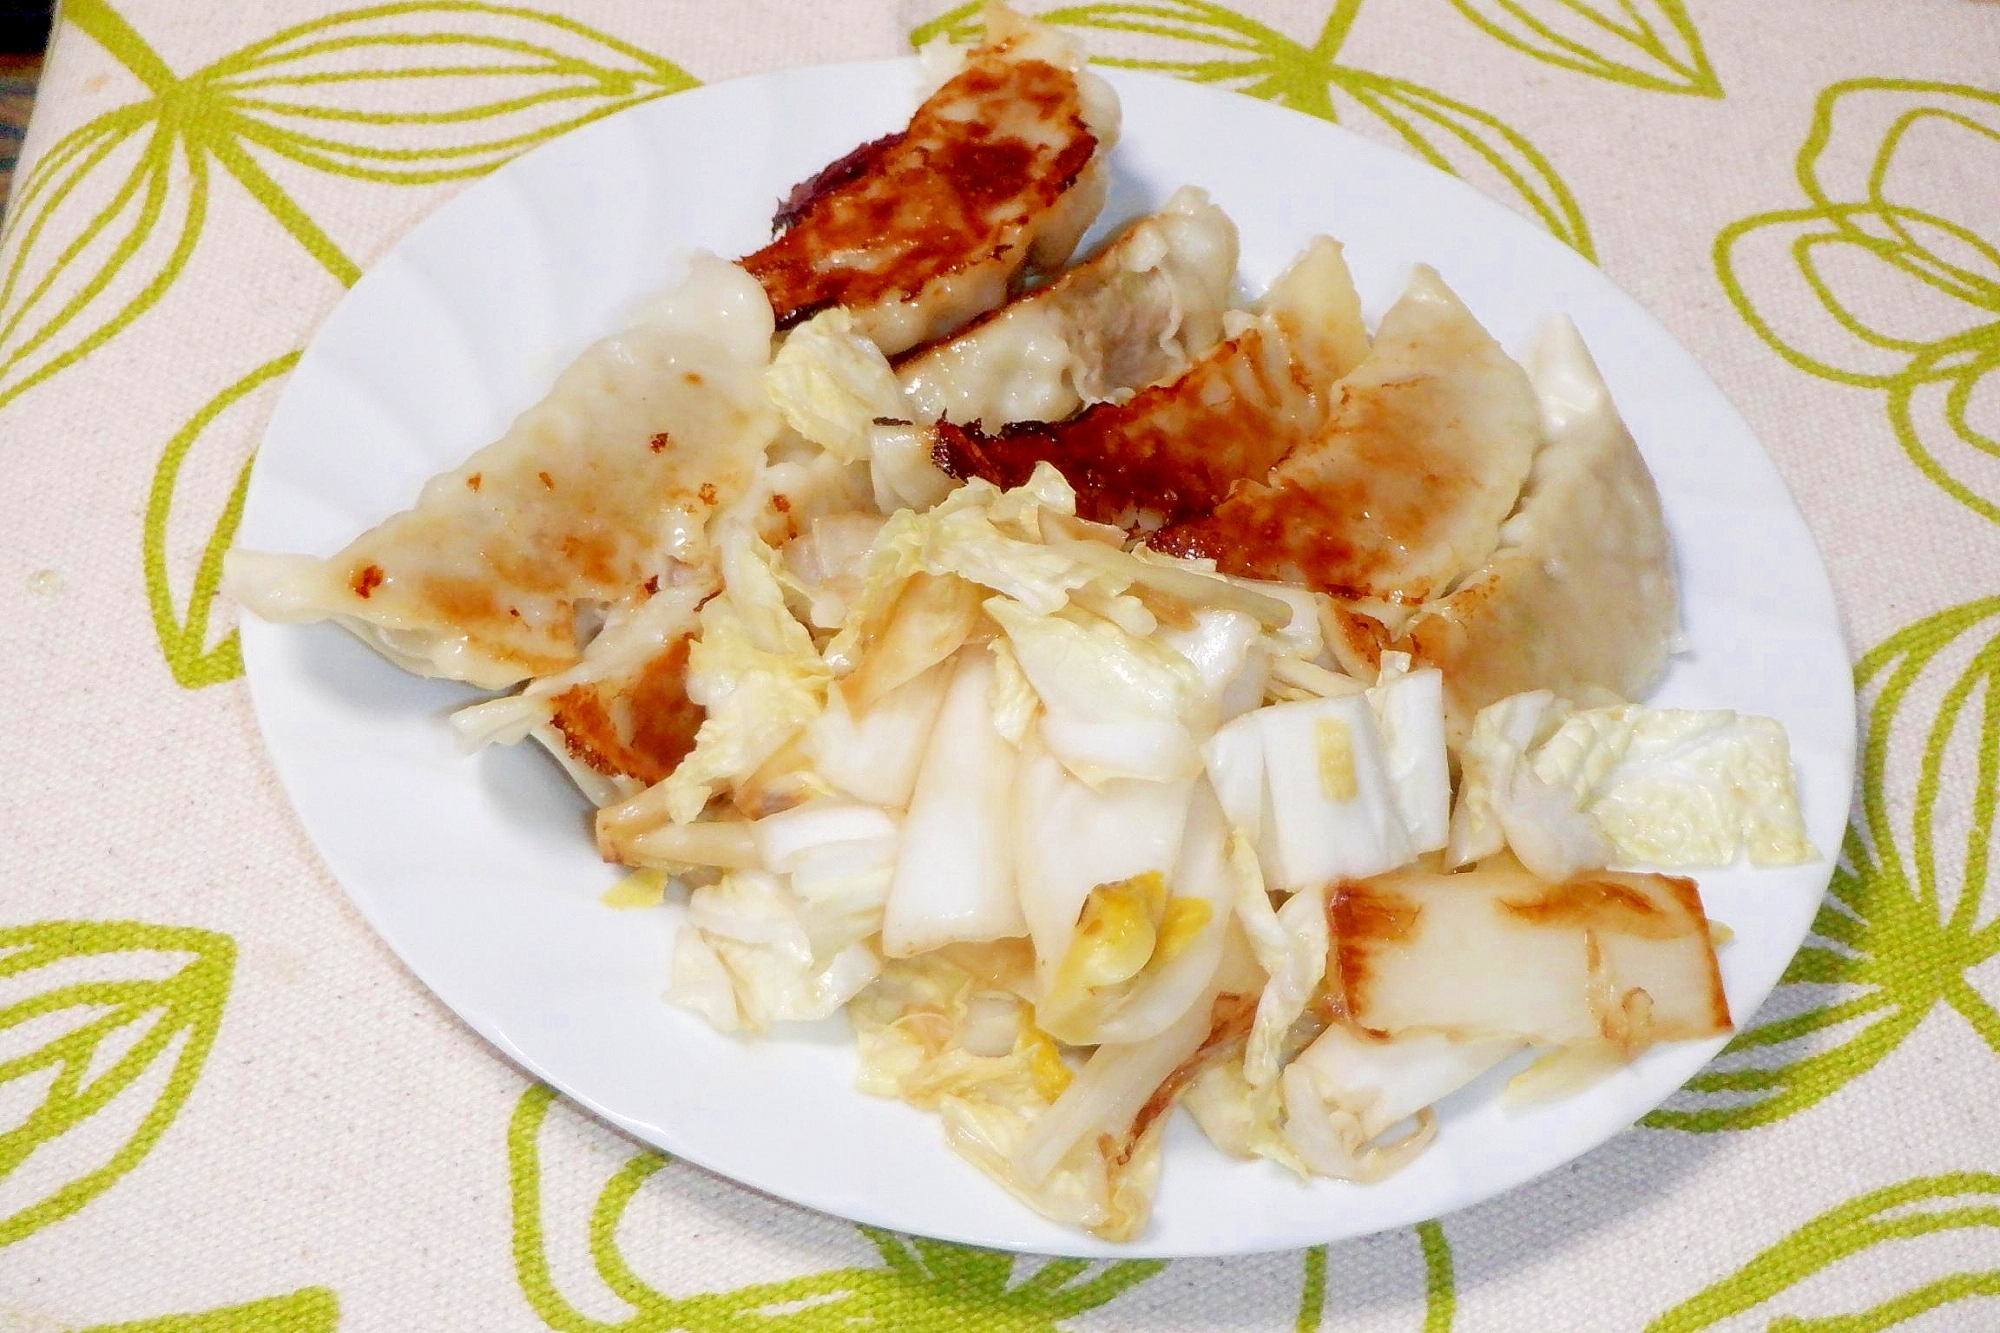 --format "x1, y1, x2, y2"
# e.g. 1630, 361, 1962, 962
1295, 1224, 1455, 1331
2, 0, 1996, 1324
1717, 80, 2000, 525
11, 0, 700, 691
511, 1082, 1460, 1332
507, 1084, 1168, 1331
1645, 599, 2000, 1131
0, 921, 233, 1249
1440, 0, 1720, 97
1647, 1174, 2000, 1332
144, 352, 298, 689
0, 0, 693, 413
911, 0, 1597, 258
